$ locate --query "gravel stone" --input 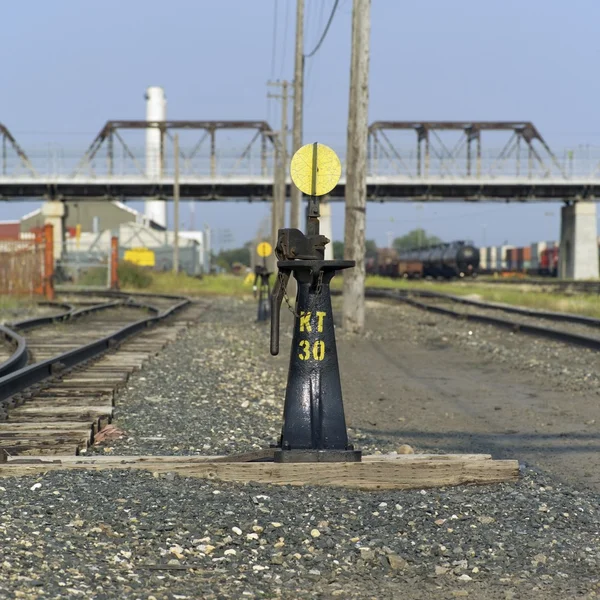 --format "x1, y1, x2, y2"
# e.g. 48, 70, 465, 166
0, 297, 598, 599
